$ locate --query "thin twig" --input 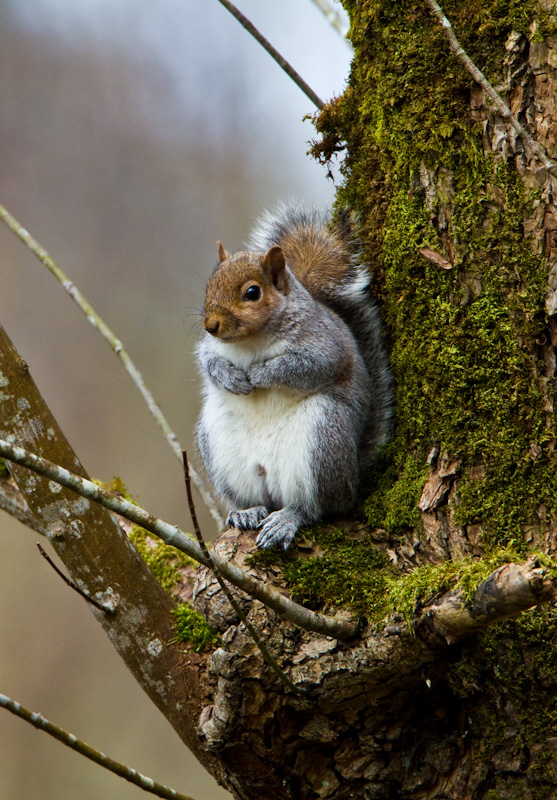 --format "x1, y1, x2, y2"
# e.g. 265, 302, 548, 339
215, 0, 324, 109
37, 542, 112, 613
182, 452, 303, 694
0, 438, 357, 640
0, 203, 224, 531
0, 692, 197, 800
310, 0, 350, 39
425, 0, 557, 172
